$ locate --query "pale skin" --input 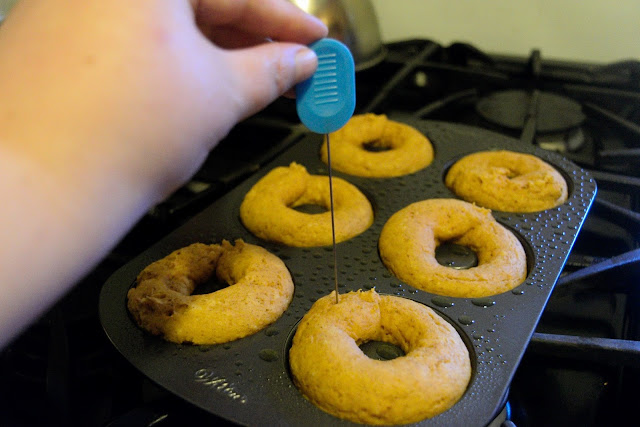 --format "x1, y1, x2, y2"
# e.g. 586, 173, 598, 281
0, 0, 327, 349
